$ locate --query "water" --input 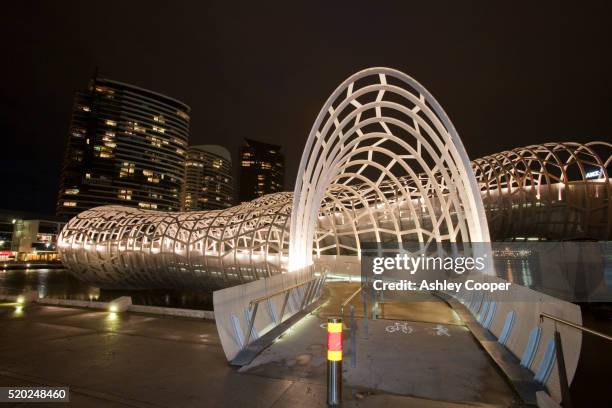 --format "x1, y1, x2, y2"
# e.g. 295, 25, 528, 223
0, 268, 213, 310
